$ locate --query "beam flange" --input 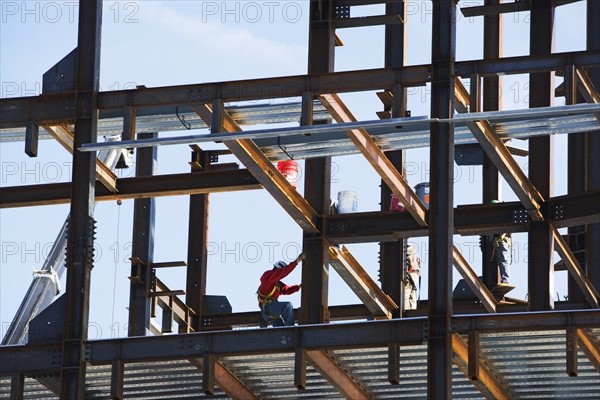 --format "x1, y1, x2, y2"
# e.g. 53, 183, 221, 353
452, 333, 513, 399
320, 93, 428, 226
43, 125, 117, 192
193, 104, 319, 233
552, 226, 600, 308
305, 349, 370, 400
328, 245, 398, 318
